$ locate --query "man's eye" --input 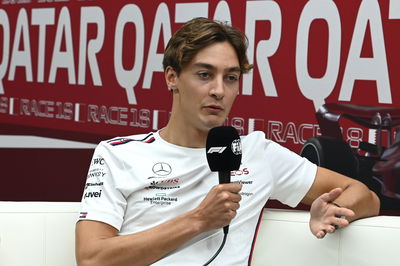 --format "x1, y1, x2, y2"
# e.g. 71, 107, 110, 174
198, 72, 210, 79
227, 75, 239, 81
